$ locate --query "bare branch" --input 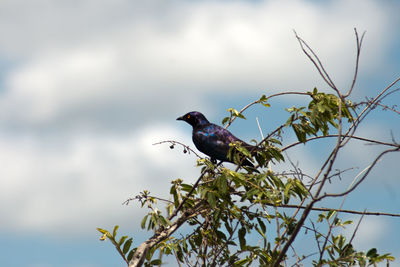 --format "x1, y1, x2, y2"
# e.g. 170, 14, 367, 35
282, 134, 399, 152
319, 147, 400, 200
278, 204, 400, 217
293, 30, 337, 91
345, 76, 400, 139
123, 194, 173, 206
348, 211, 365, 245
345, 28, 366, 97
273, 29, 384, 267
153, 140, 203, 159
